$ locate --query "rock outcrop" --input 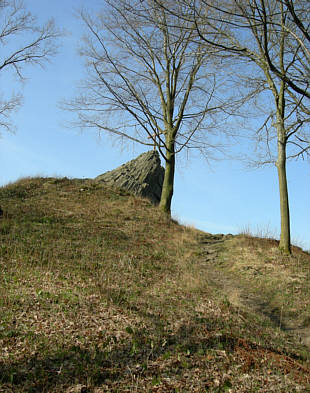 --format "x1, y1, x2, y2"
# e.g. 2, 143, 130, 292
95, 150, 164, 204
